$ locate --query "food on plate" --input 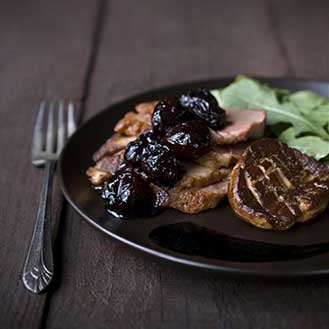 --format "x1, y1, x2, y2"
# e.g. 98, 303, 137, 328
91, 104, 265, 164
212, 75, 329, 163
180, 88, 226, 129
87, 76, 329, 230
228, 139, 329, 230
164, 119, 210, 160
89, 143, 249, 215
87, 87, 265, 218
209, 109, 265, 145
101, 166, 155, 218
151, 98, 194, 134
125, 131, 182, 187
165, 179, 229, 214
